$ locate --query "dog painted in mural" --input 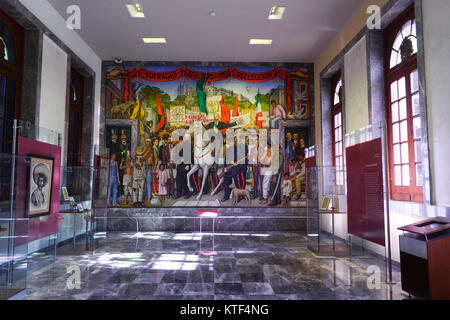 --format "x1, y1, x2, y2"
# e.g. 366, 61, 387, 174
229, 184, 251, 206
